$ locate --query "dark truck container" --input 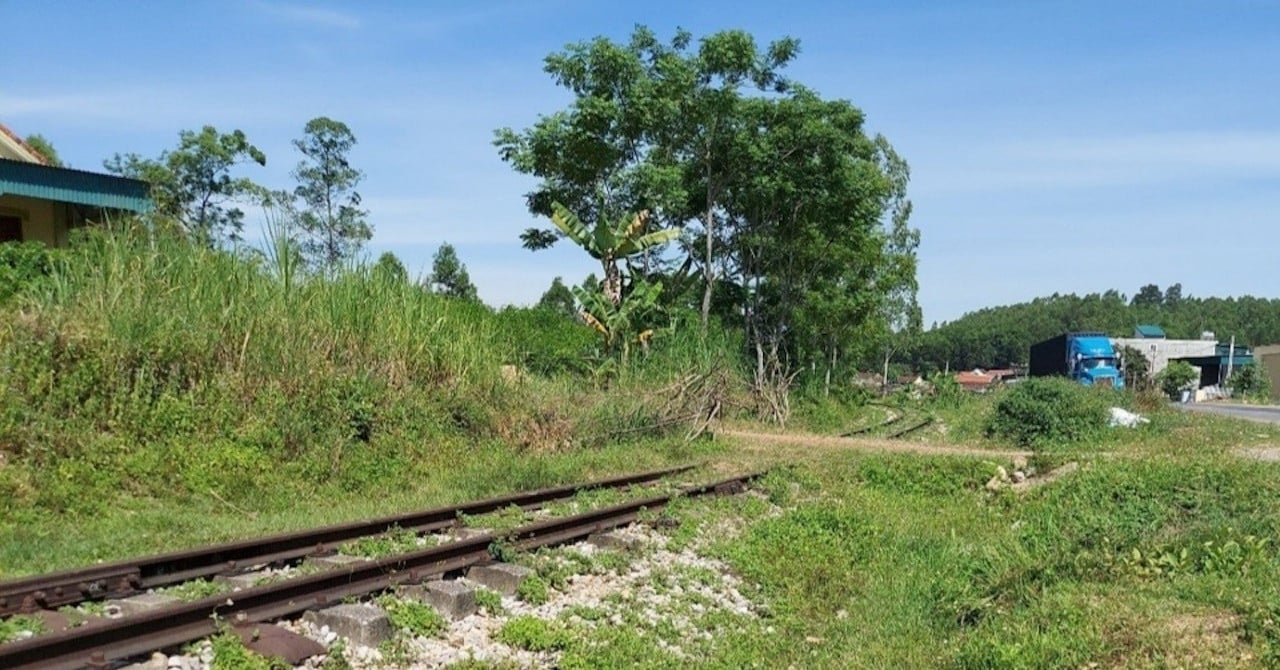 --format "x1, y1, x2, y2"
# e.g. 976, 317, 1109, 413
1029, 332, 1125, 389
